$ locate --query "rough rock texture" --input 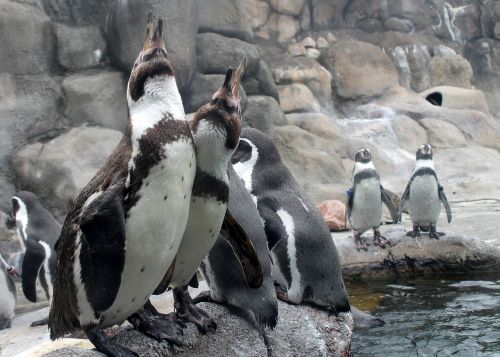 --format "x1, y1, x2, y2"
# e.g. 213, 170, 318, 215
419, 86, 490, 114
12, 127, 122, 221
243, 0, 270, 30
260, 13, 300, 43
43, 302, 353, 357
430, 54, 474, 89
420, 118, 467, 148
277, 83, 320, 113
243, 95, 287, 132
336, 226, 500, 280
242, 60, 280, 102
317, 200, 349, 231
62, 71, 128, 132
41, 0, 113, 25
390, 115, 428, 153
